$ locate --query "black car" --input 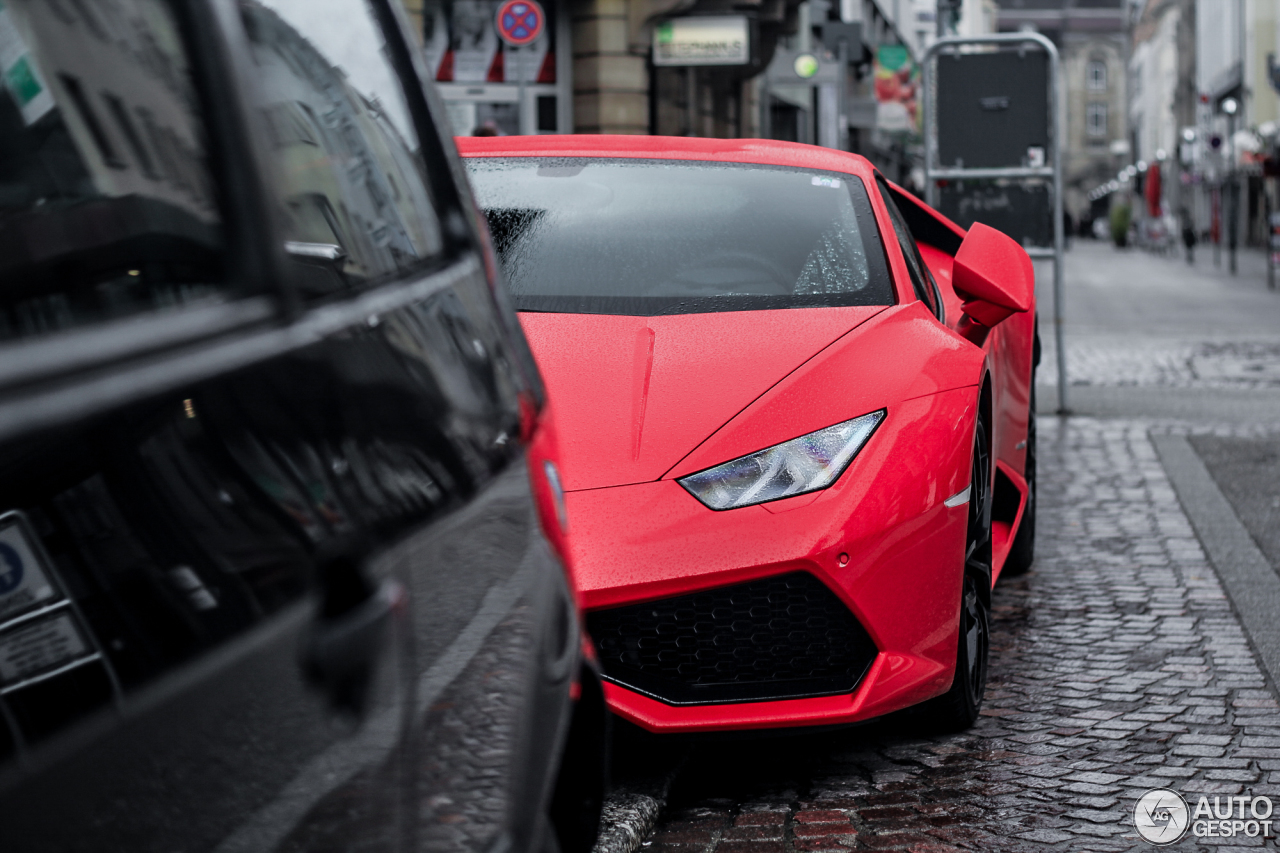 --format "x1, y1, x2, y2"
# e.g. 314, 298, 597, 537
0, 1, 604, 850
